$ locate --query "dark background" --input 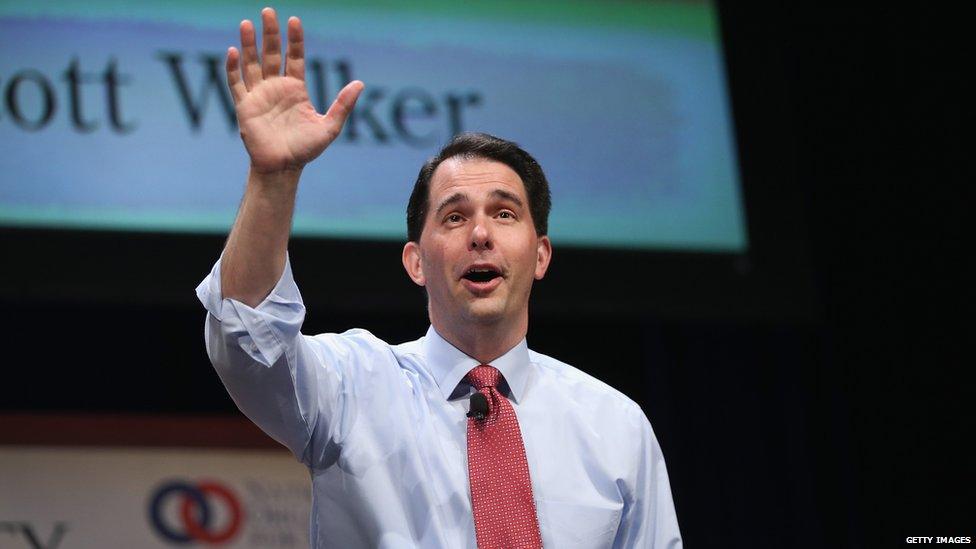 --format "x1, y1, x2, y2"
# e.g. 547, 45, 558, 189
0, 4, 968, 548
